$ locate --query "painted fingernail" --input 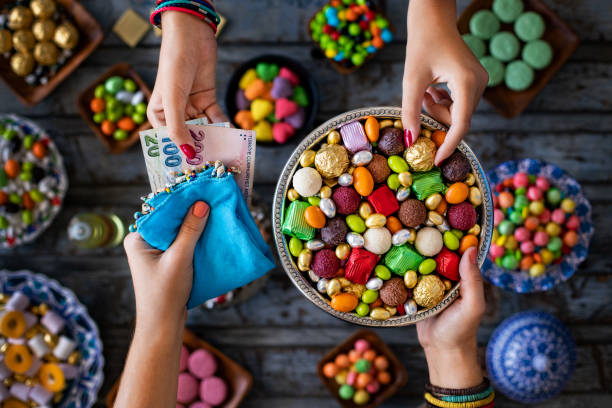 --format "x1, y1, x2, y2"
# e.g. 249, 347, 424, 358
180, 144, 196, 160
192, 201, 209, 218
404, 130, 412, 147
469, 247, 477, 265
